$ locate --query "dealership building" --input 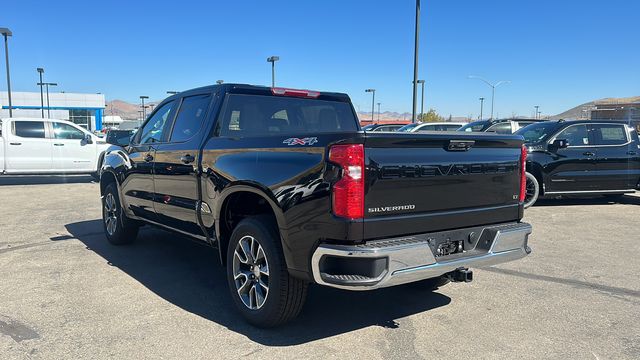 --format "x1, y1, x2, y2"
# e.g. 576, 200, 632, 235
0, 91, 106, 131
